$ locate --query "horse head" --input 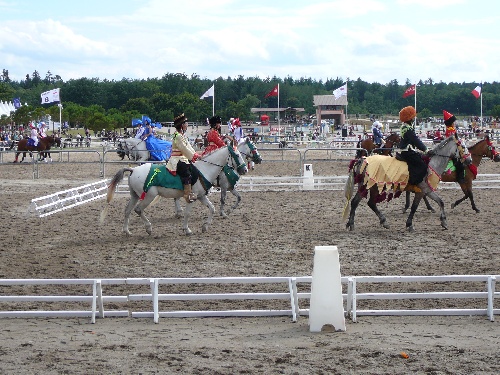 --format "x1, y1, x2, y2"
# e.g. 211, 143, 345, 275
240, 138, 262, 164
480, 136, 500, 162
228, 145, 248, 175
